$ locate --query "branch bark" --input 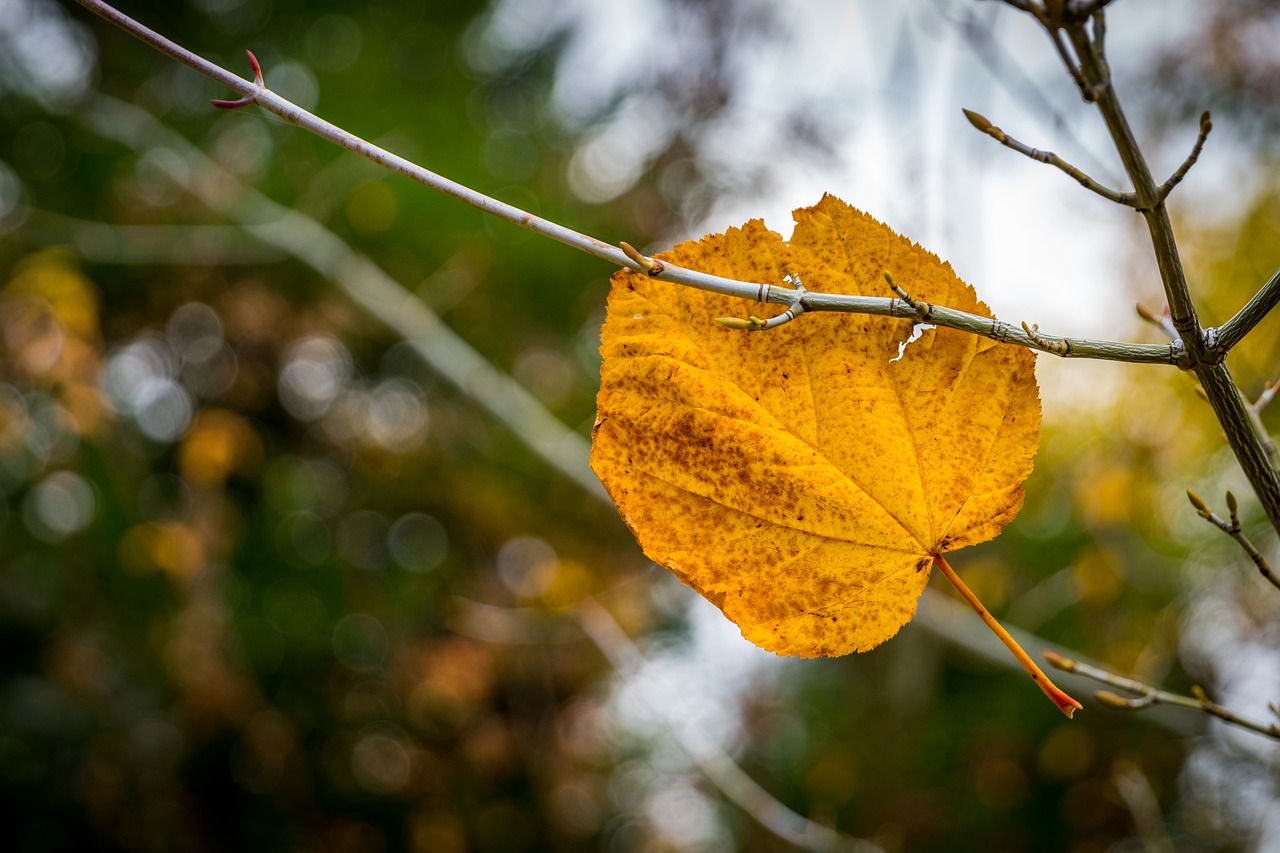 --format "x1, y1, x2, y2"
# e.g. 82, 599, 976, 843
1047, 11, 1280, 534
